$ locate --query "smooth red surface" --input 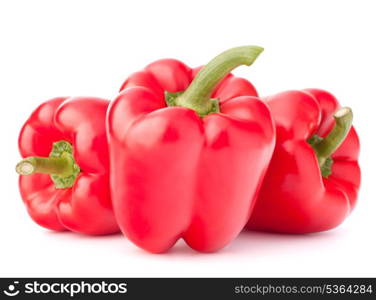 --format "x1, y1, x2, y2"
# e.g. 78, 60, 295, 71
108, 59, 275, 252
247, 89, 361, 233
18, 97, 119, 235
